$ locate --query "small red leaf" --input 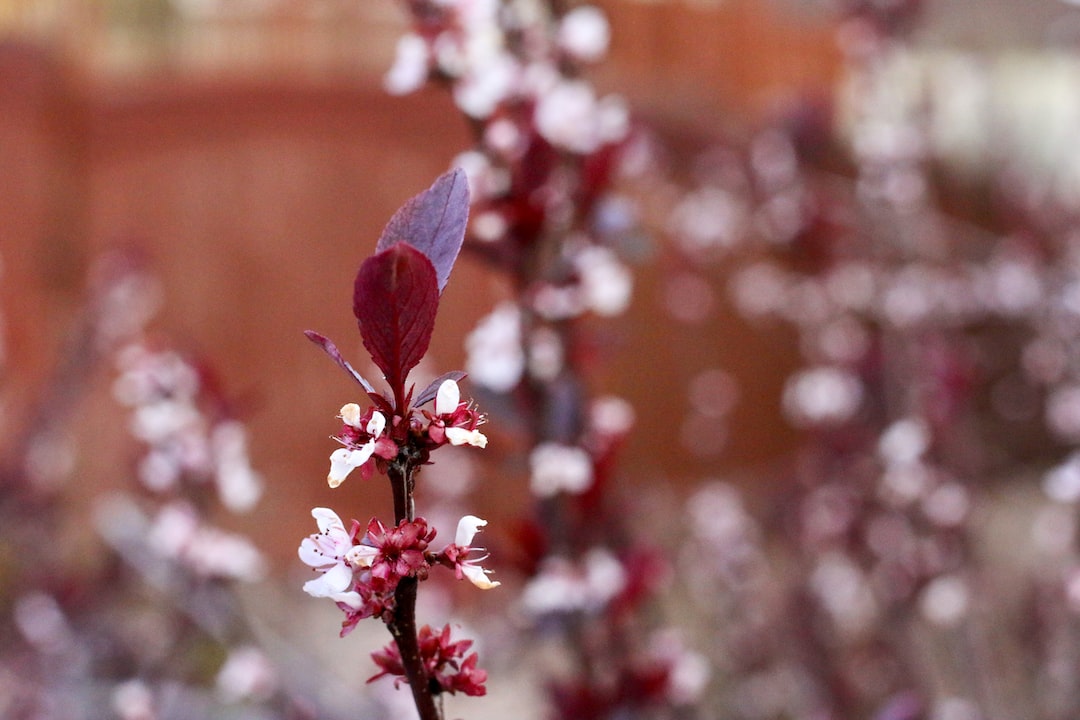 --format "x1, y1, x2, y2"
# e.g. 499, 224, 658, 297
376, 168, 470, 294
303, 330, 377, 393
353, 243, 439, 408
